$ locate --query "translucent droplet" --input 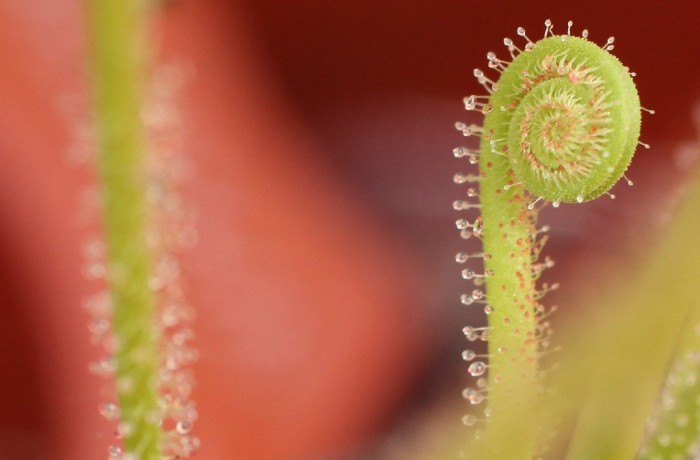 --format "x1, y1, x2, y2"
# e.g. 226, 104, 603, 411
88, 318, 110, 336
99, 402, 120, 421
464, 96, 477, 110
180, 435, 201, 454
462, 269, 475, 280
462, 350, 476, 361
89, 358, 115, 377
552, 201, 561, 208
466, 331, 481, 341
468, 392, 485, 405
161, 305, 182, 328
83, 292, 113, 316
117, 377, 135, 394
116, 422, 134, 438
173, 328, 195, 346
84, 262, 106, 280
455, 219, 469, 230
453, 200, 470, 211
455, 252, 468, 263
468, 361, 487, 377
176, 420, 193, 434
148, 276, 165, 291
108, 445, 122, 458
472, 217, 484, 235
462, 414, 477, 426
471, 289, 485, 300
460, 295, 474, 306
576, 195, 584, 203
83, 237, 105, 258
484, 305, 494, 315
188, 406, 200, 422
453, 173, 466, 184
145, 410, 163, 426
462, 388, 486, 405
